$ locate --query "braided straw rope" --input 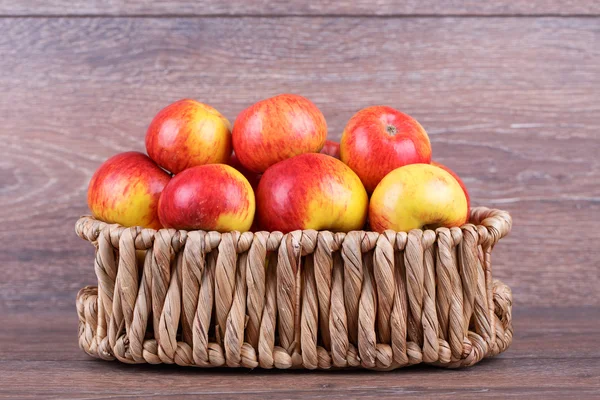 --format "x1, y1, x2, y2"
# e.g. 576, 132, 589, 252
75, 207, 513, 370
